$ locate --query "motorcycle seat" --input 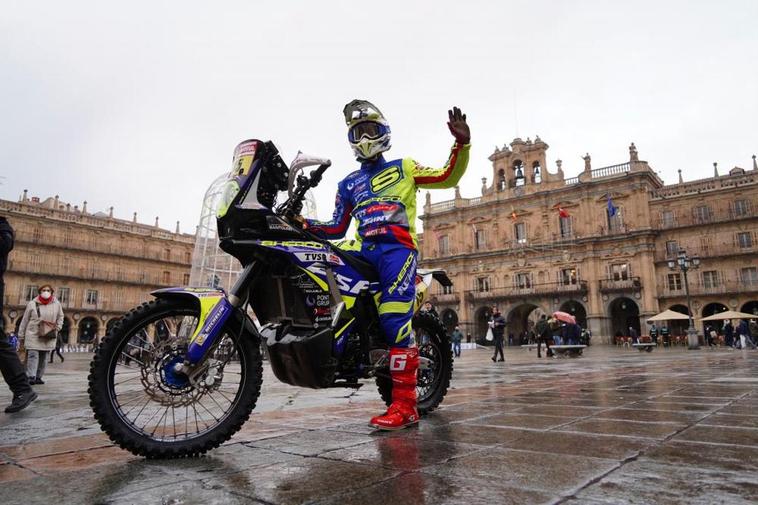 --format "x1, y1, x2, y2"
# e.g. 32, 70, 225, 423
331, 248, 379, 282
